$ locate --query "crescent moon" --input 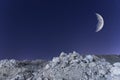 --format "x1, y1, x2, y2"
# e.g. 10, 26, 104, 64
95, 13, 104, 32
